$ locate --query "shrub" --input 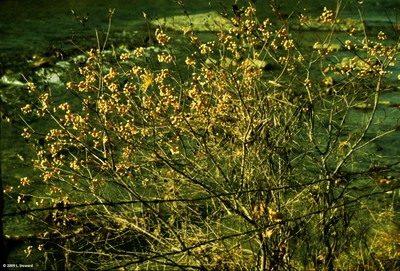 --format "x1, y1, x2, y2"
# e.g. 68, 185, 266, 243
11, 1, 399, 270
